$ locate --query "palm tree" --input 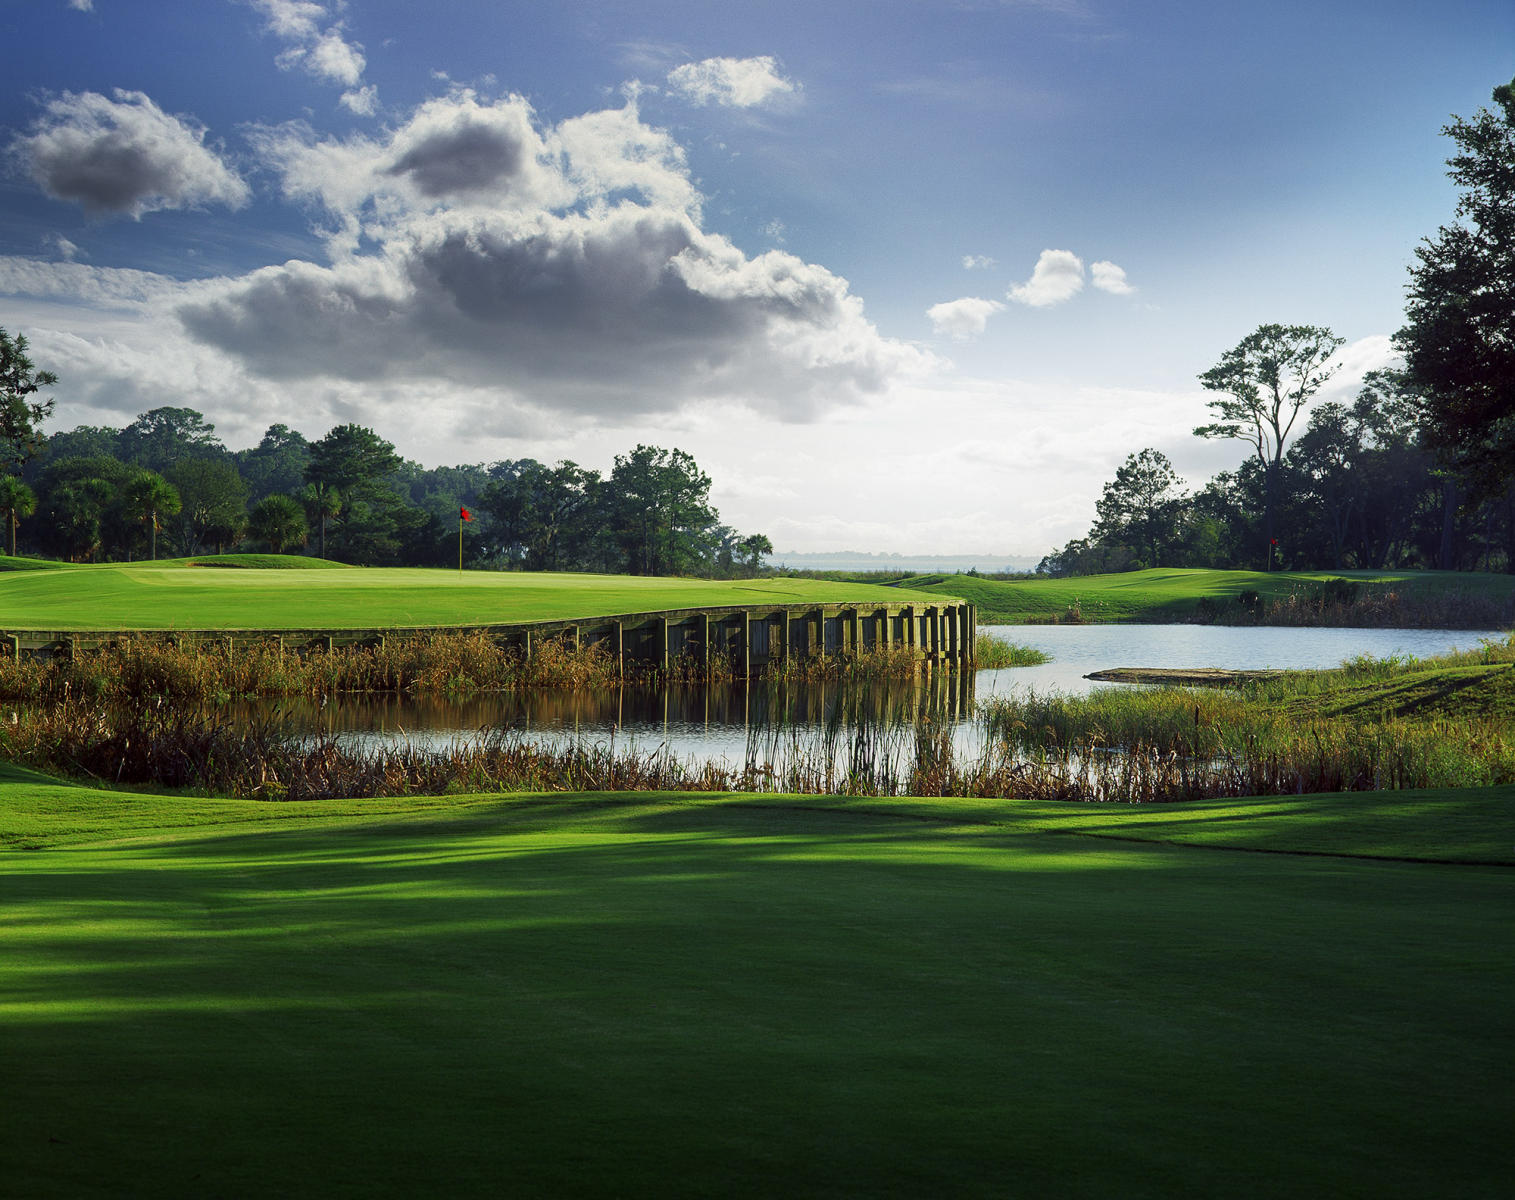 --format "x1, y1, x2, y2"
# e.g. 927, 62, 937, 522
249, 494, 308, 554
49, 478, 114, 562
298, 482, 341, 559
123, 471, 181, 561
0, 475, 36, 558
